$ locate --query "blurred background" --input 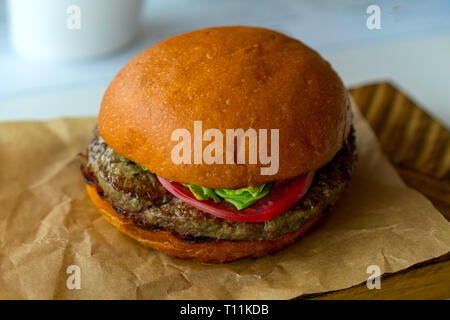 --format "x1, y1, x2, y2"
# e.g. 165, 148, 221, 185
0, 0, 449, 126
